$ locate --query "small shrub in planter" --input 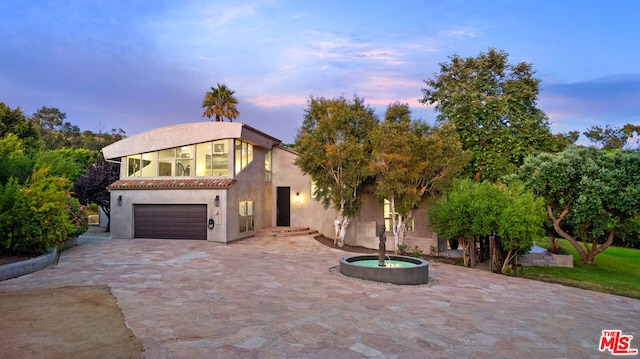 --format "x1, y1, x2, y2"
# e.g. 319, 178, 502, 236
396, 243, 410, 255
